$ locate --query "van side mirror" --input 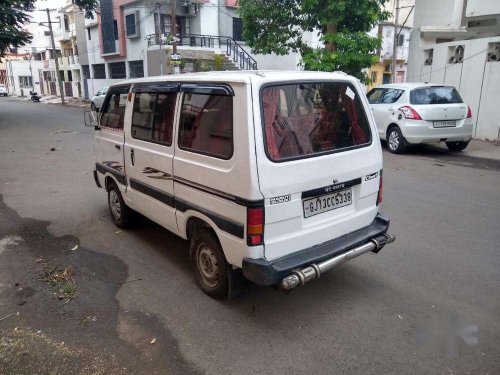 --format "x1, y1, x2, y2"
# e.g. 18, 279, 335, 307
84, 109, 100, 130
